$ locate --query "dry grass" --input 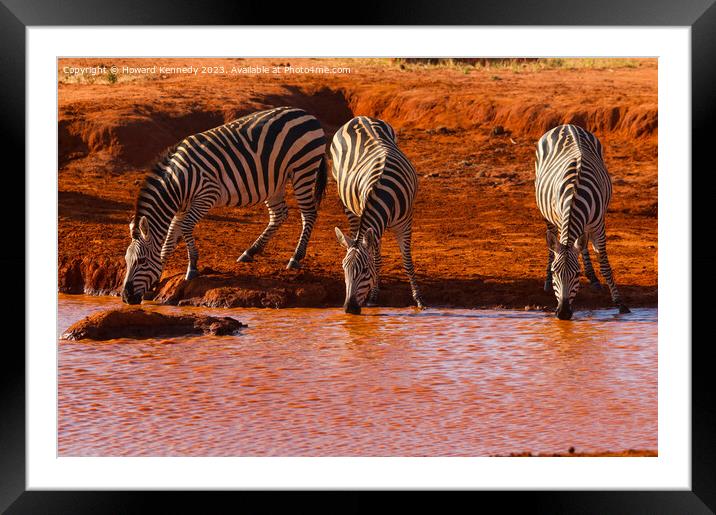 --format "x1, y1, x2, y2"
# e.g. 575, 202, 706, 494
391, 57, 645, 75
